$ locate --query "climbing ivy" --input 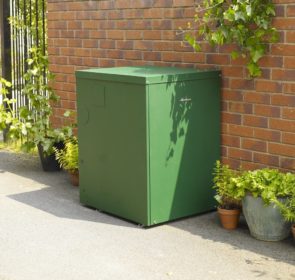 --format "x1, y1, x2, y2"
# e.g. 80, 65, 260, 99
185, 0, 278, 77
